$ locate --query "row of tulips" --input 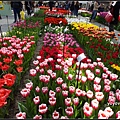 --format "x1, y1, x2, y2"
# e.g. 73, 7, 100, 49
44, 17, 68, 25
70, 22, 120, 76
0, 10, 44, 117
16, 24, 120, 119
